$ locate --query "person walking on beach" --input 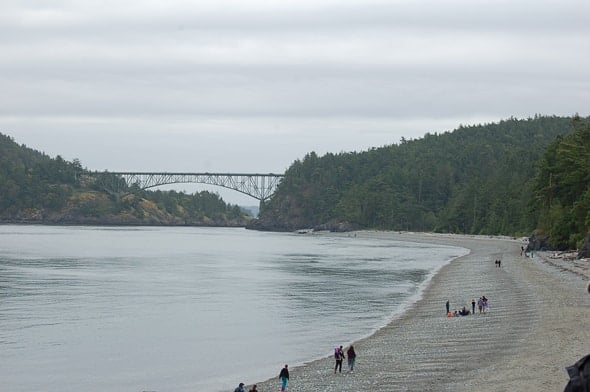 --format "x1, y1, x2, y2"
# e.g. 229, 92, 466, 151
279, 364, 289, 391
446, 300, 450, 315
347, 345, 357, 372
334, 345, 345, 373
471, 298, 476, 315
234, 383, 246, 392
248, 384, 258, 392
477, 297, 483, 314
